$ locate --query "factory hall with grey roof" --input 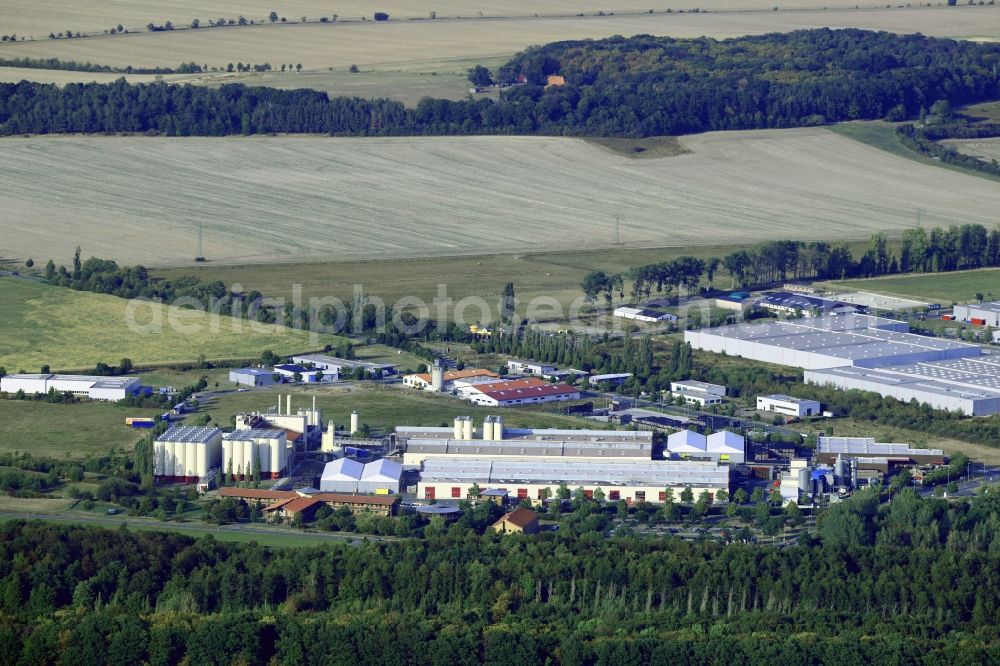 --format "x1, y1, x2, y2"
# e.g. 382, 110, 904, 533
685, 313, 1000, 415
